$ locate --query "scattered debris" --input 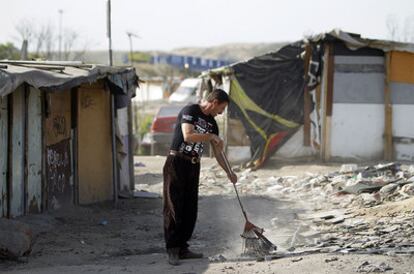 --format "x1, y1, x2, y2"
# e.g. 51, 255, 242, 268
200, 162, 414, 257
134, 162, 146, 167
99, 220, 108, 226
325, 257, 338, 263
356, 261, 393, 273
291, 257, 303, 262
209, 254, 227, 263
